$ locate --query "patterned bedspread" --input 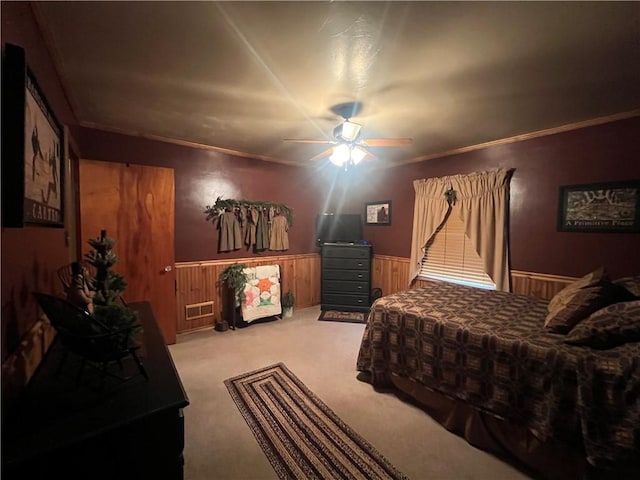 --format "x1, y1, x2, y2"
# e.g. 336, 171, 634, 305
356, 280, 640, 468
